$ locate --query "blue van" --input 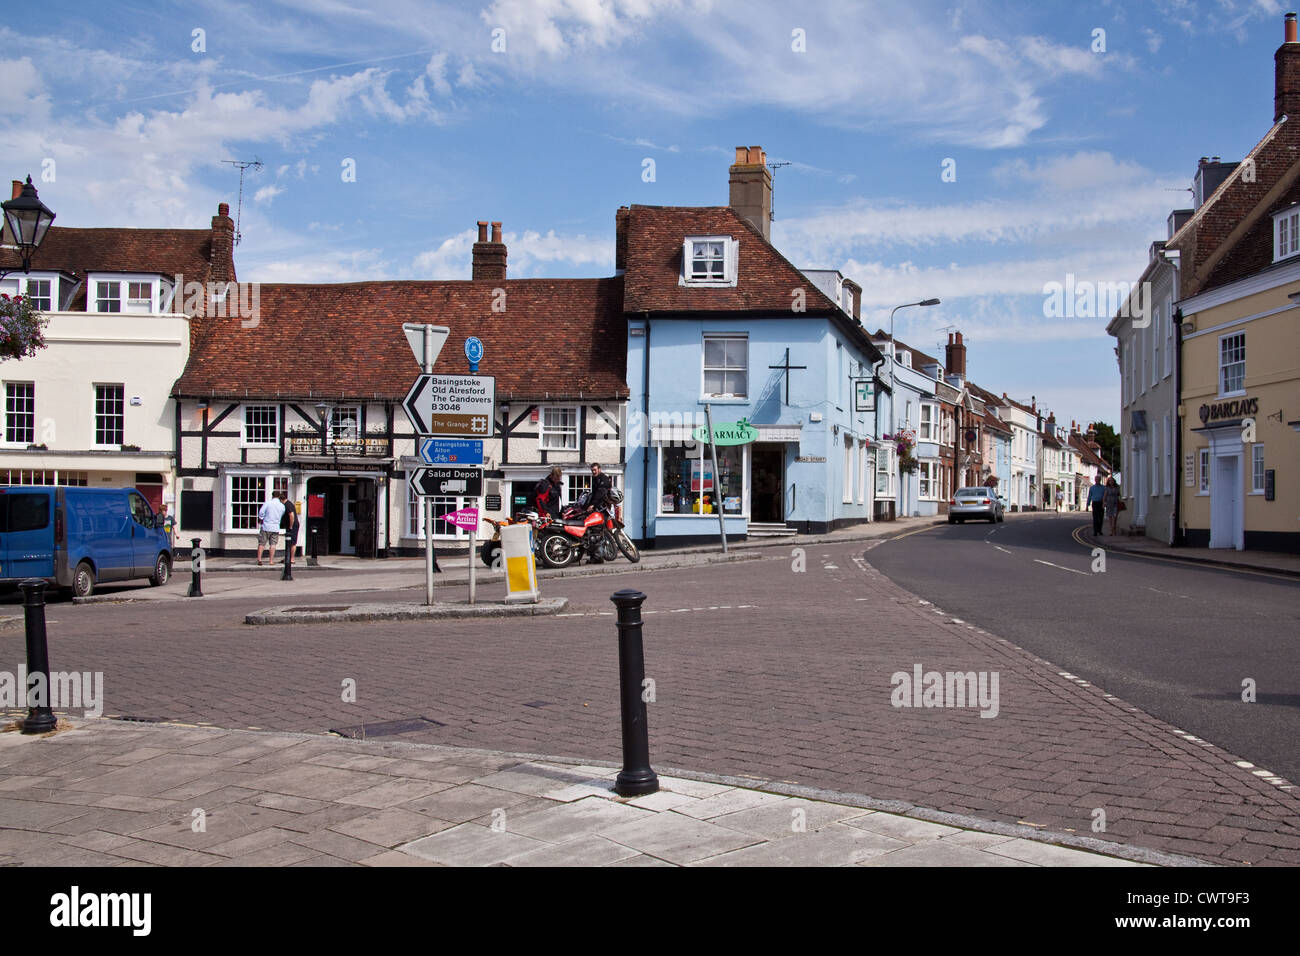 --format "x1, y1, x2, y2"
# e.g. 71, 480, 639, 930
0, 486, 173, 598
